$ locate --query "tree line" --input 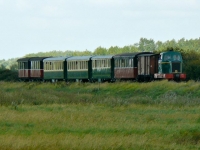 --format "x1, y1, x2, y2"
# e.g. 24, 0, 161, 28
0, 37, 200, 80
